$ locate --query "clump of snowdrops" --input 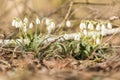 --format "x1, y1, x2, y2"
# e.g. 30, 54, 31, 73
11, 17, 112, 60
59, 20, 112, 59
12, 16, 56, 54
